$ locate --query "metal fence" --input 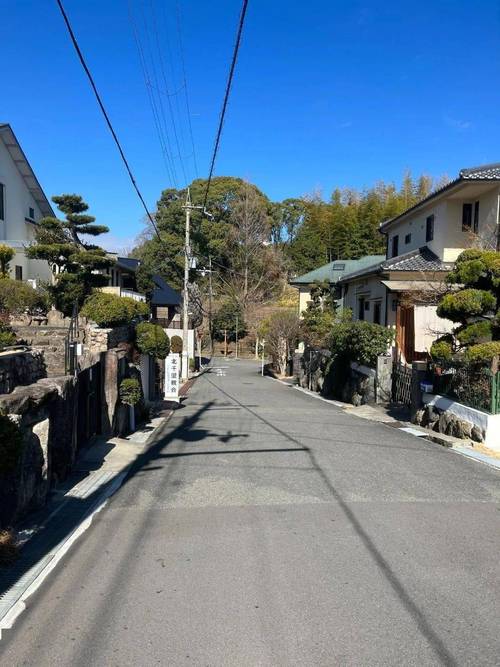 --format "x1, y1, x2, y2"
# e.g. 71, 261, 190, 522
430, 362, 500, 414
392, 362, 412, 406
